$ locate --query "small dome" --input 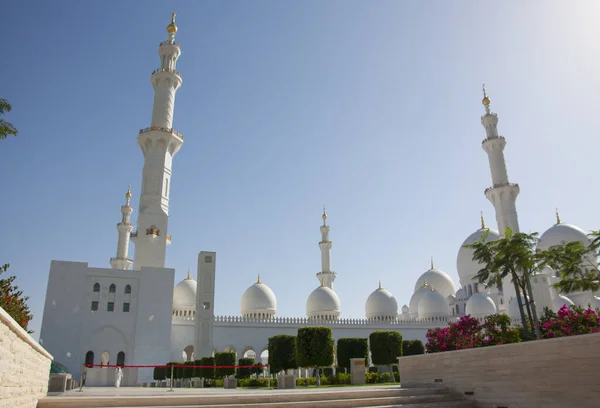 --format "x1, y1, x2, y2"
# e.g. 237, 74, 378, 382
455, 288, 468, 300
365, 283, 398, 320
409, 284, 431, 315
173, 278, 197, 310
457, 227, 500, 288
418, 288, 450, 319
306, 285, 341, 319
401, 304, 409, 314
537, 223, 590, 252
447, 294, 456, 304
585, 296, 600, 309
414, 267, 457, 298
466, 293, 497, 317
508, 295, 528, 320
552, 295, 574, 312
241, 277, 277, 317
